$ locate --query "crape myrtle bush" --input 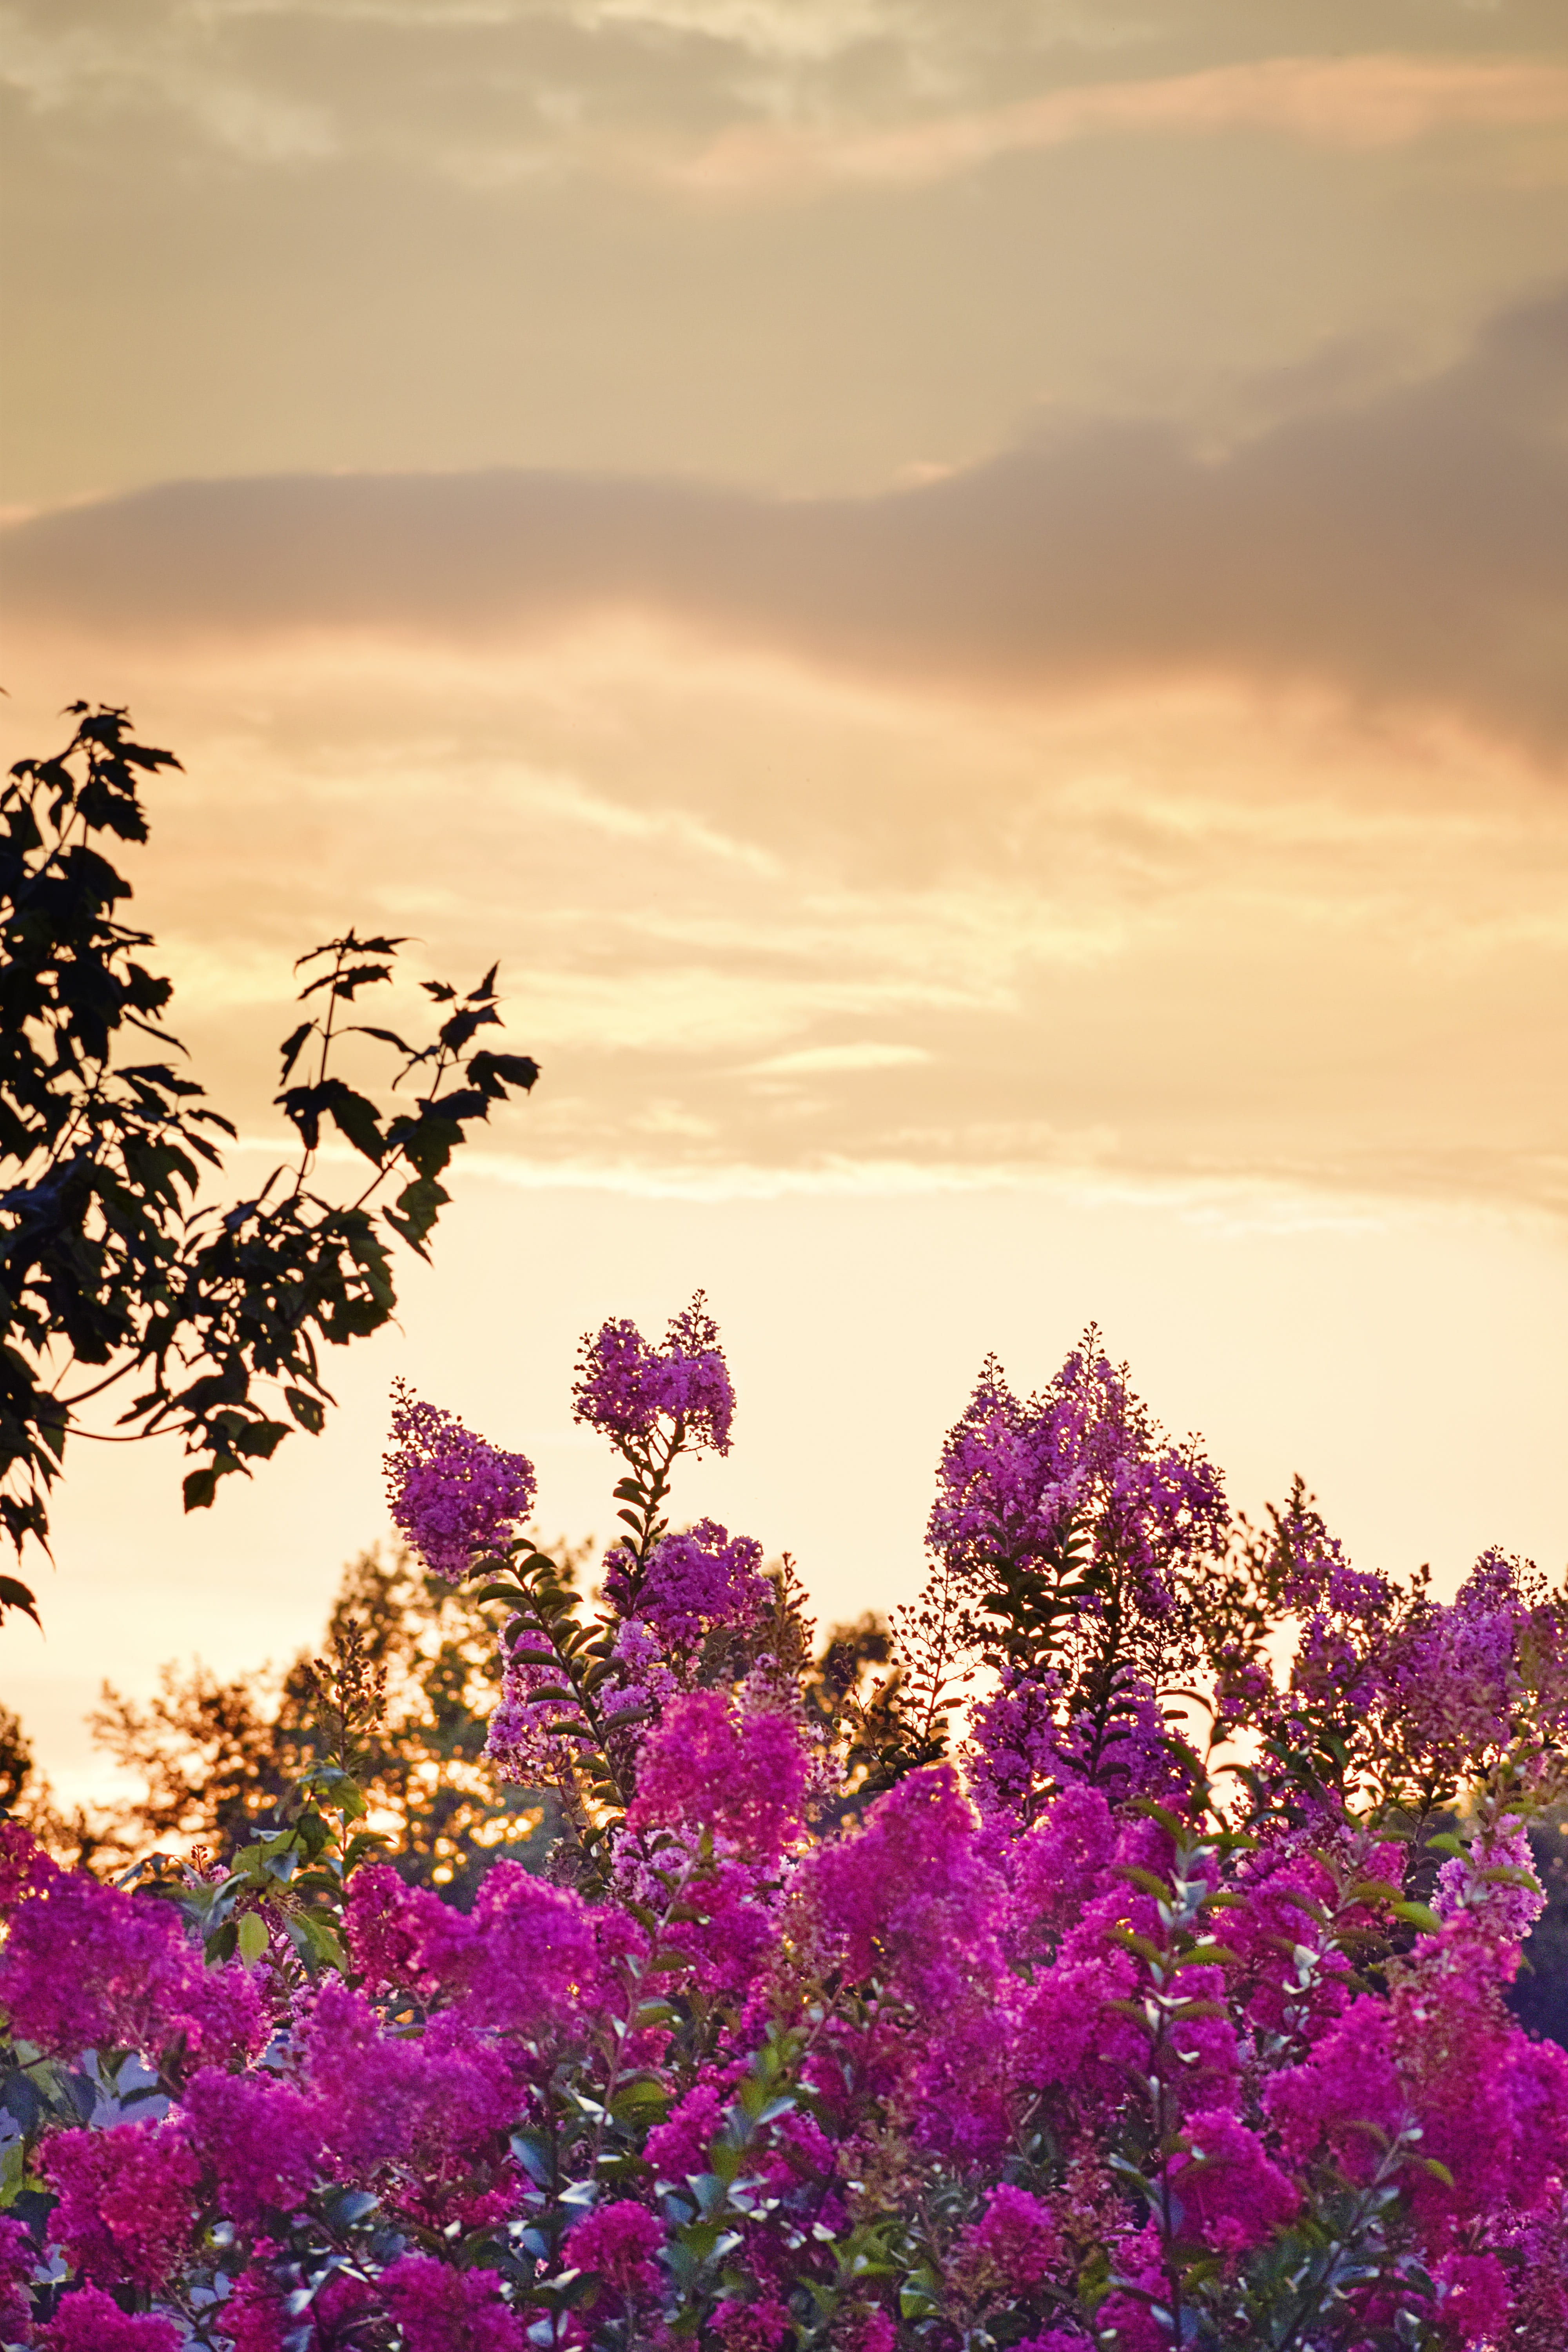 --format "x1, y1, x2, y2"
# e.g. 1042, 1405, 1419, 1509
3, 1304, 1568, 2351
